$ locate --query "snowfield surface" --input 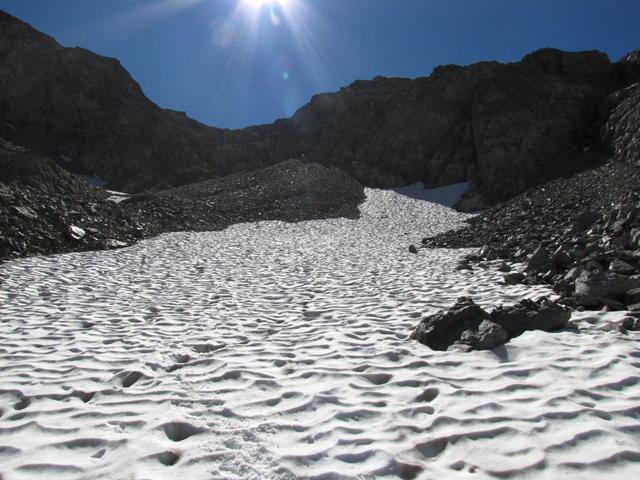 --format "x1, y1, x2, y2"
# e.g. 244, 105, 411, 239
1, 186, 640, 480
